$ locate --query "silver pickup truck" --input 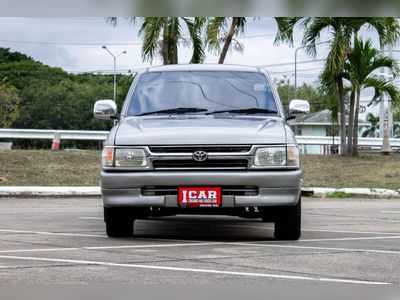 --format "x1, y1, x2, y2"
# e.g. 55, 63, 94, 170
94, 64, 309, 240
